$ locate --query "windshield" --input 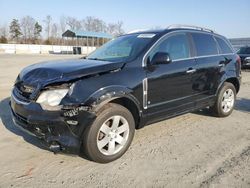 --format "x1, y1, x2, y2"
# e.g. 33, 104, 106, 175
87, 34, 156, 62
238, 47, 250, 54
